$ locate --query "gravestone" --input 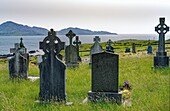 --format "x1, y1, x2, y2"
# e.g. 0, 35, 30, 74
73, 36, 82, 62
65, 30, 78, 67
88, 52, 122, 103
39, 29, 66, 103
8, 38, 29, 79
106, 39, 114, 53
147, 40, 152, 54
90, 36, 103, 64
154, 18, 169, 67
132, 43, 136, 53
125, 48, 130, 53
